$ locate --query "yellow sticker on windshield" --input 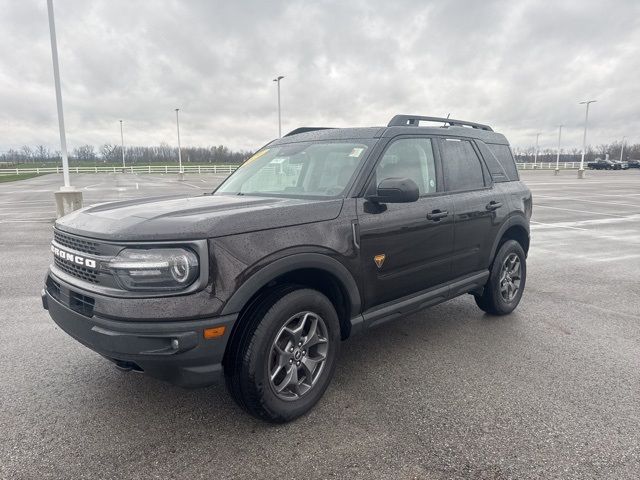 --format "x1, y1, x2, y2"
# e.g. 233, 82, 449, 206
243, 148, 270, 166
349, 147, 364, 157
